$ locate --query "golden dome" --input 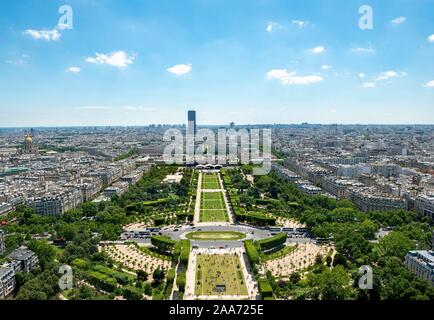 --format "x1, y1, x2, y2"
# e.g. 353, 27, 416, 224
24, 135, 33, 142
